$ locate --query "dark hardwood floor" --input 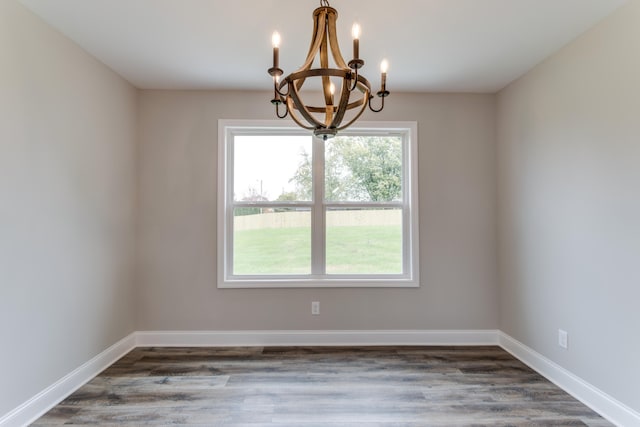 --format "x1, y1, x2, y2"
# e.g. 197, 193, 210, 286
32, 346, 611, 426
